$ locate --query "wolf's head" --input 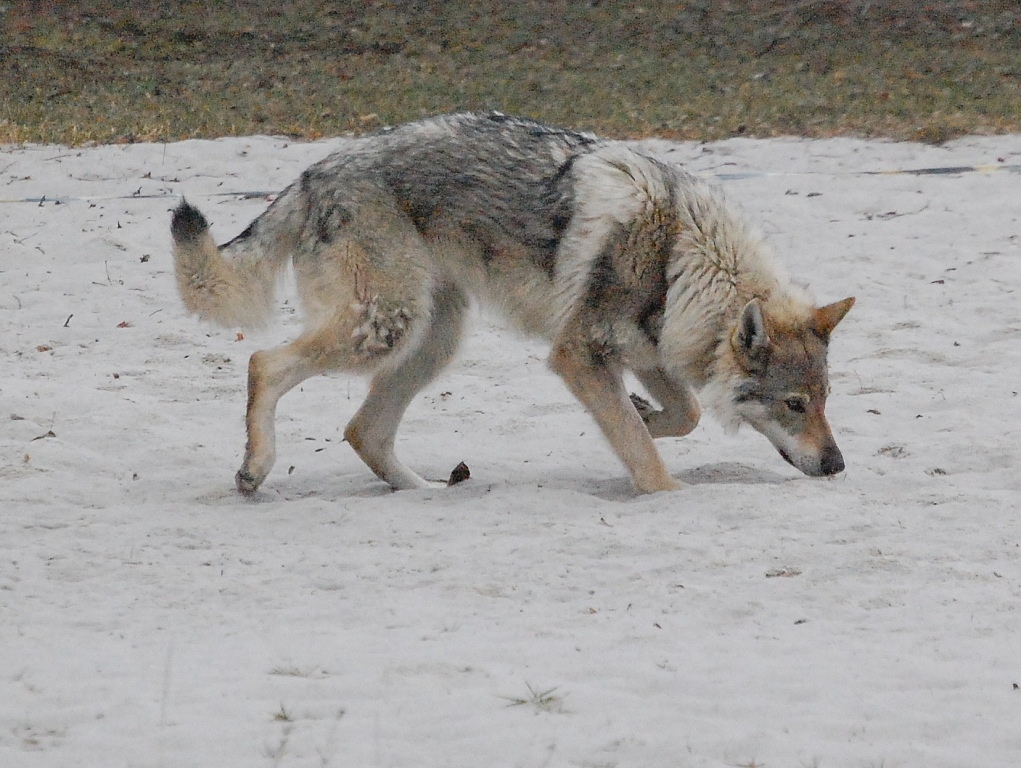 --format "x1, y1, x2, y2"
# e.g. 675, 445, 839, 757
724, 296, 855, 476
